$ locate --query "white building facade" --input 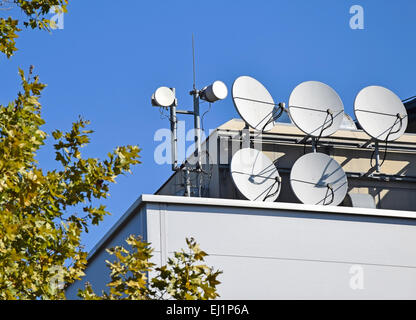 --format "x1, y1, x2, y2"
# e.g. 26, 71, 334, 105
66, 119, 416, 299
